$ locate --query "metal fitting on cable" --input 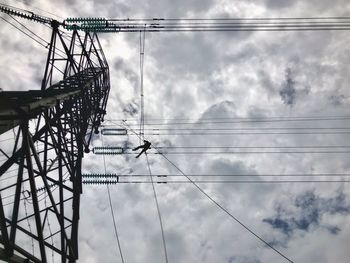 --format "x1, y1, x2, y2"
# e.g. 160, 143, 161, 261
92, 146, 124, 155
101, 128, 127, 136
